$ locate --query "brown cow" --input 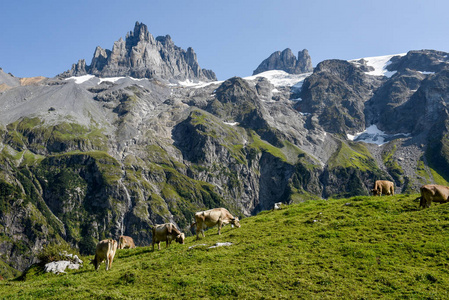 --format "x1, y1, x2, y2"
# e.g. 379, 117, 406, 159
192, 208, 240, 240
90, 239, 118, 271
152, 223, 185, 251
371, 180, 395, 196
118, 235, 136, 249
419, 184, 449, 208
